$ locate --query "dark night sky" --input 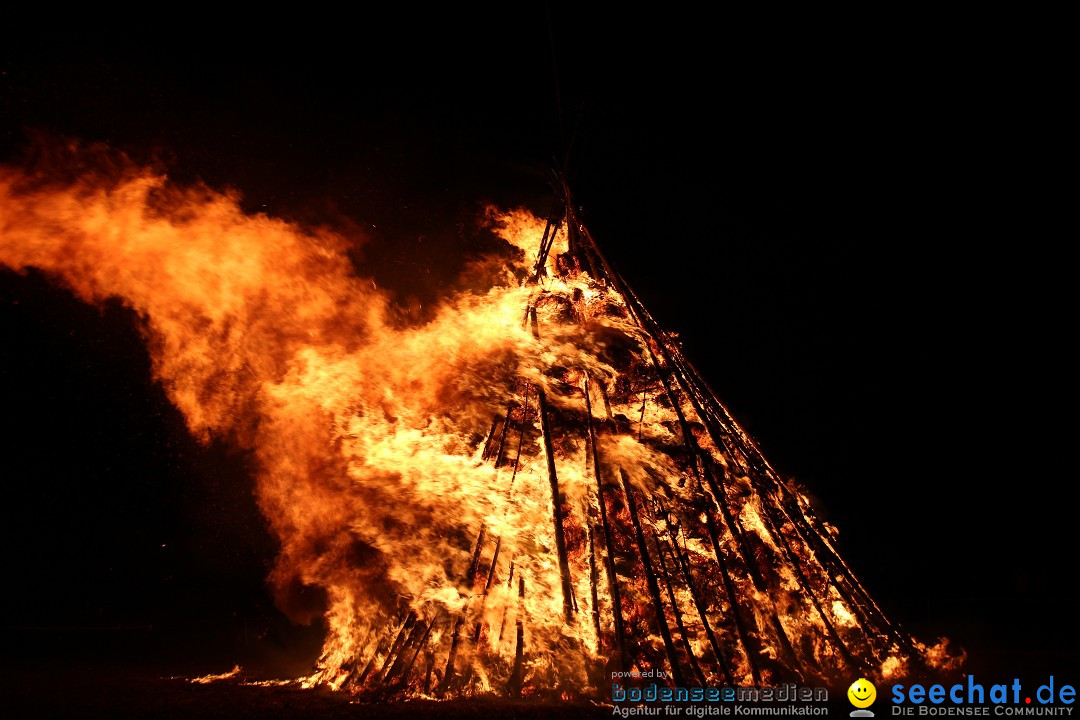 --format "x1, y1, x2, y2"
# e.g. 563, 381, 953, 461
1, 11, 1073, 686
